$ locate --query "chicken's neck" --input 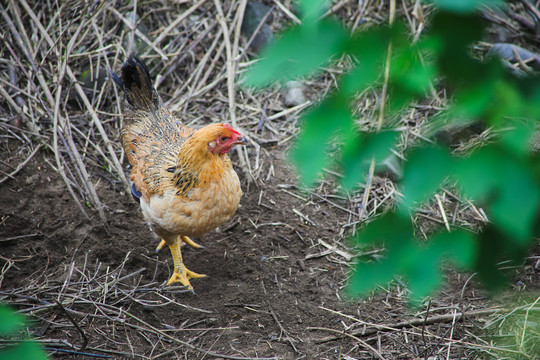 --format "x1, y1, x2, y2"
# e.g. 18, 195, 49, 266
171, 139, 231, 197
